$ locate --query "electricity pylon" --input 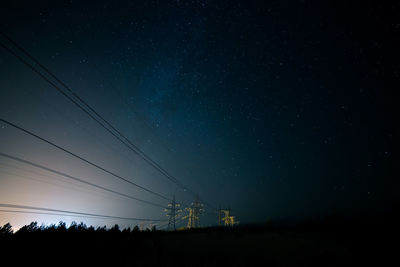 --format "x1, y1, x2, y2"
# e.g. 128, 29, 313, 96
218, 208, 238, 226
164, 194, 181, 230
183, 196, 203, 229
